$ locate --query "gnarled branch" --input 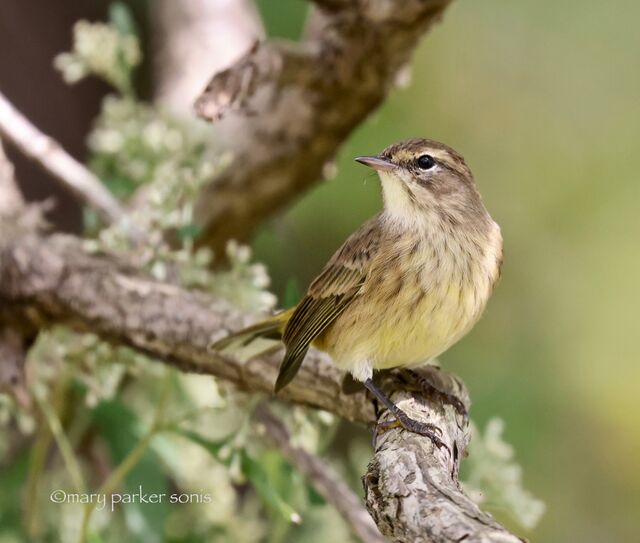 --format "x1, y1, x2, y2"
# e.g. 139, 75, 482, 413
152, 0, 264, 114
194, 0, 453, 255
366, 383, 524, 543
